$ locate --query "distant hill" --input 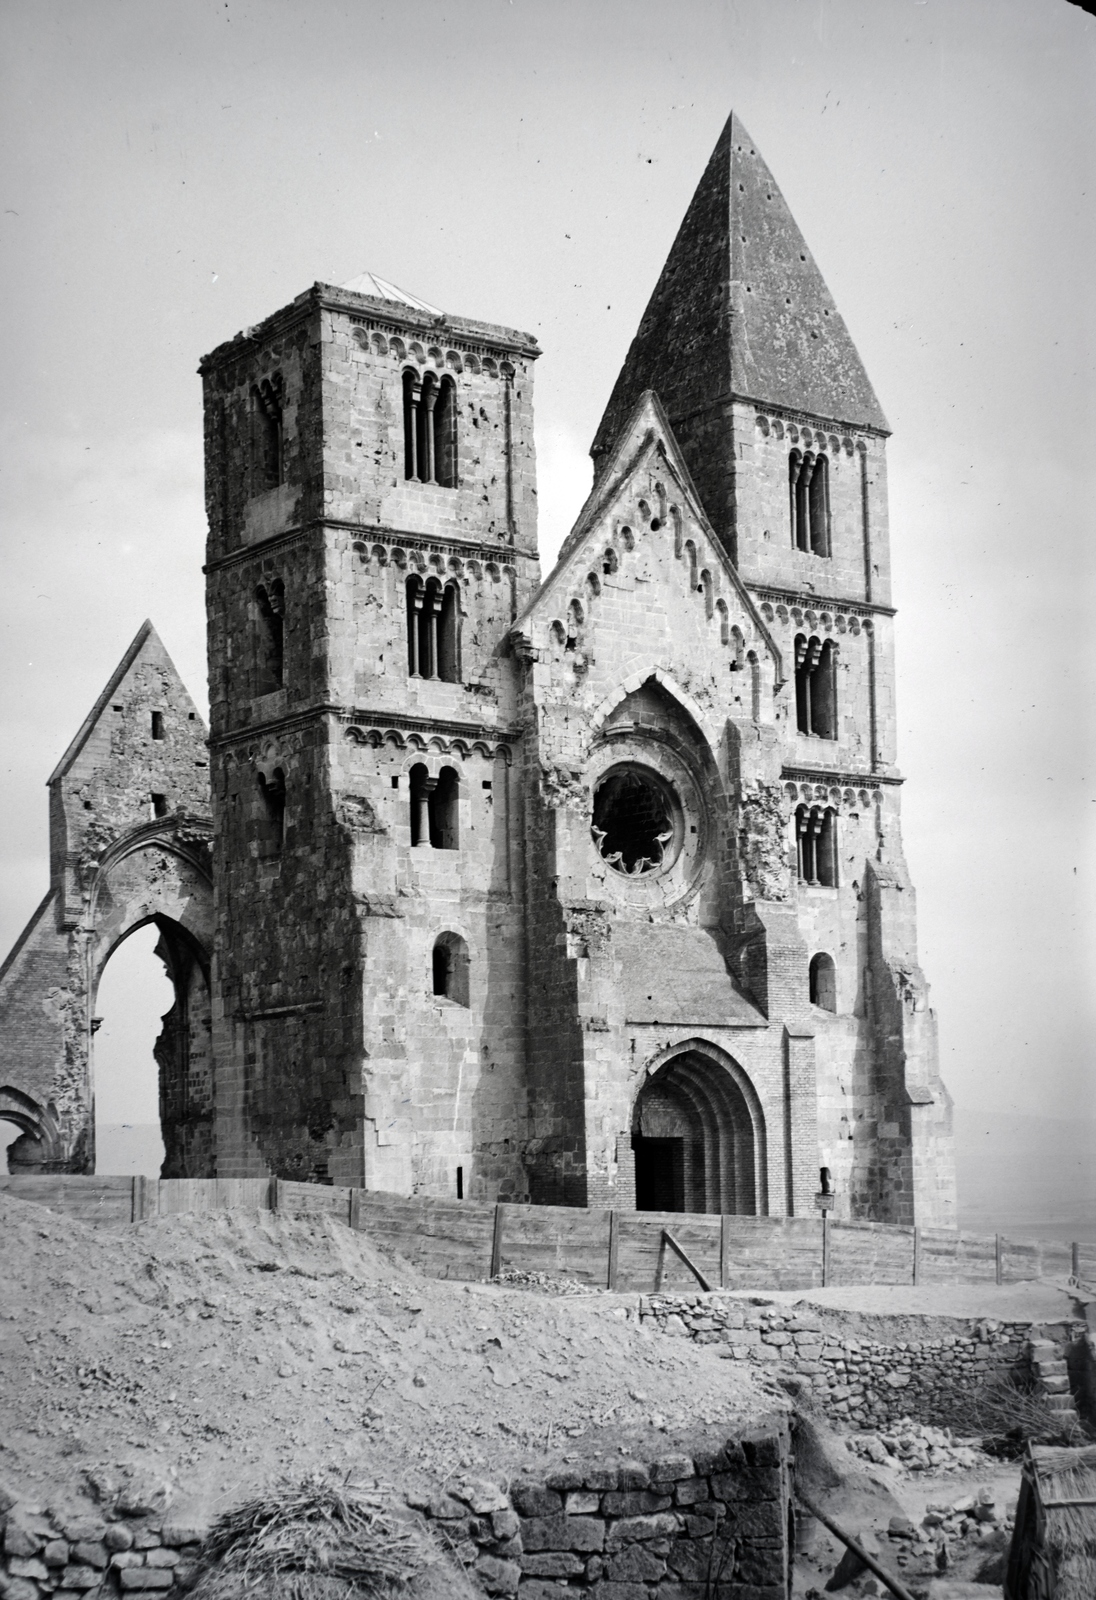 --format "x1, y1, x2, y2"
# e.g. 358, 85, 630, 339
954, 1106, 1096, 1243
